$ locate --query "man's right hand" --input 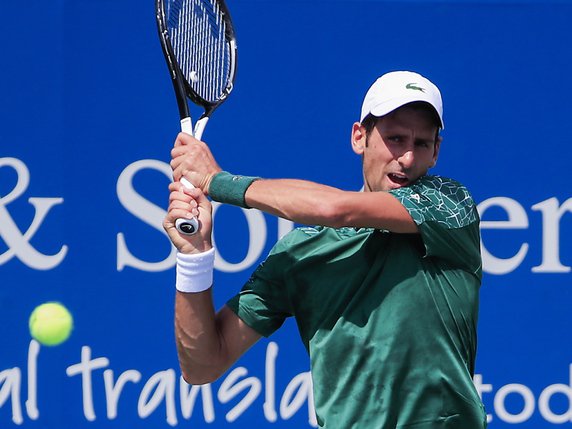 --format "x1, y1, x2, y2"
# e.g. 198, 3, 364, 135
170, 132, 222, 195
